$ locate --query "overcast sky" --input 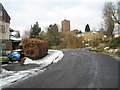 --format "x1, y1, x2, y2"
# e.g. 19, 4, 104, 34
1, 0, 118, 36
